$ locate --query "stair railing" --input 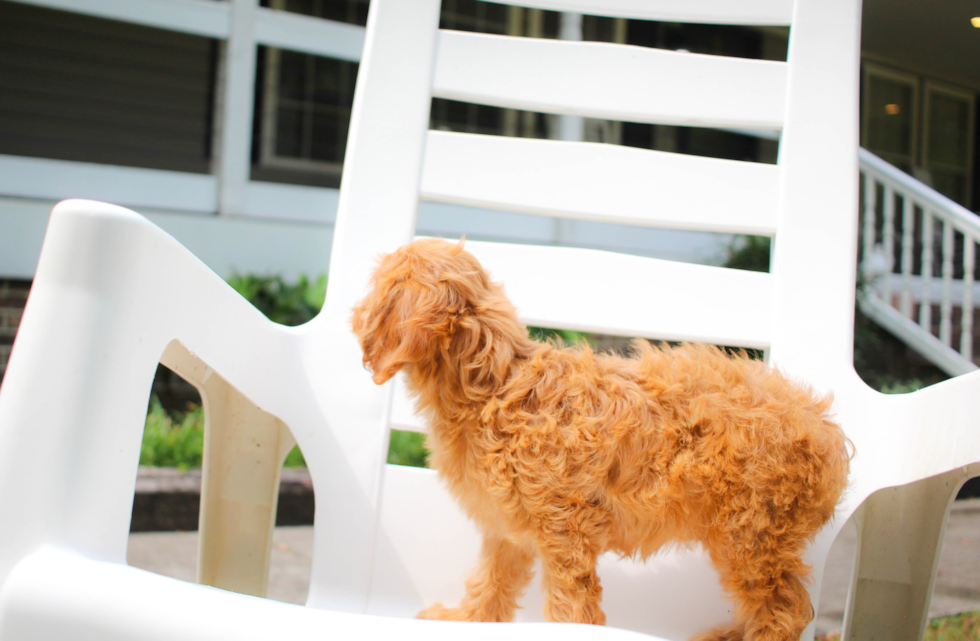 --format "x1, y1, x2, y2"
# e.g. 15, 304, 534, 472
858, 148, 980, 377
